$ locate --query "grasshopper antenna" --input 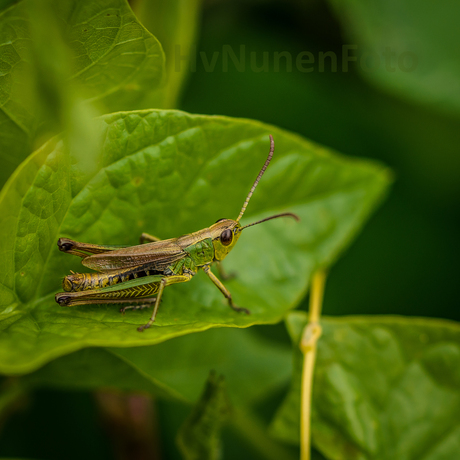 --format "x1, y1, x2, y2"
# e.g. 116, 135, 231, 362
236, 134, 274, 222
239, 212, 299, 231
